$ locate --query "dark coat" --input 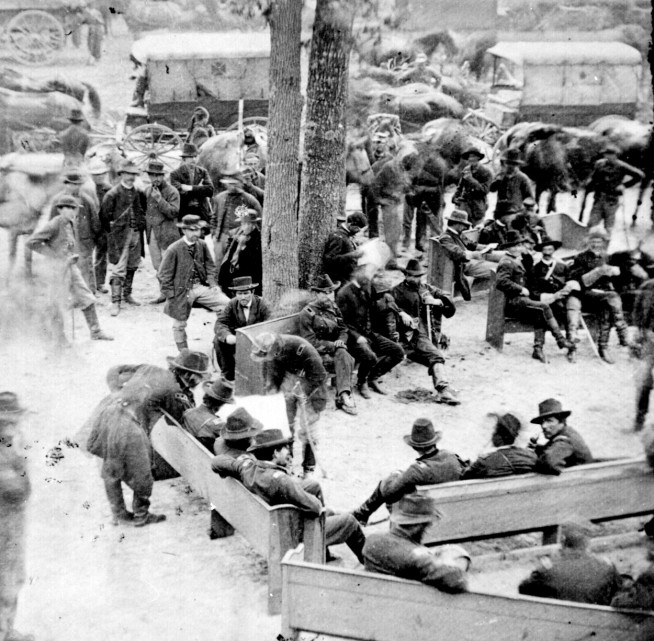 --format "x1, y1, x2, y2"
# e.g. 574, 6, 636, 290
169, 162, 214, 224
214, 295, 270, 341
59, 123, 90, 159
218, 227, 262, 295
323, 225, 358, 284
489, 169, 534, 211
529, 258, 569, 299
183, 405, 223, 451
453, 163, 493, 213
569, 250, 615, 292
158, 238, 217, 321
496, 253, 528, 299
535, 425, 593, 475
145, 182, 180, 251
49, 191, 100, 256
438, 229, 477, 300
392, 279, 455, 340
478, 219, 511, 246
588, 158, 643, 196
298, 298, 349, 356
100, 183, 147, 263
336, 280, 373, 341
462, 446, 537, 479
